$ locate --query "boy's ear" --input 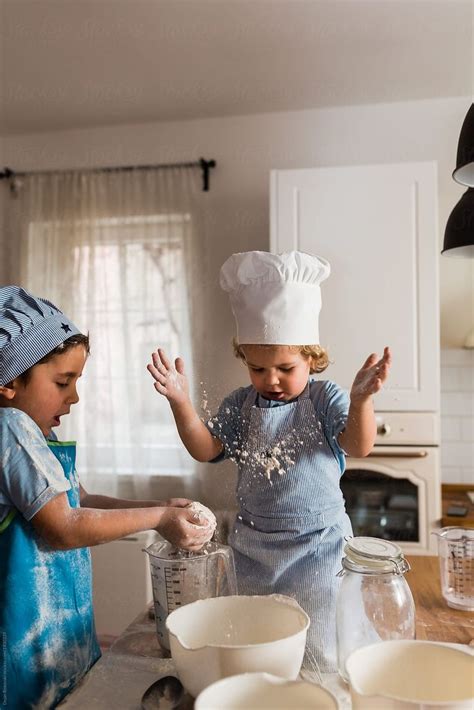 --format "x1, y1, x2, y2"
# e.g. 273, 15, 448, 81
0, 384, 17, 400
